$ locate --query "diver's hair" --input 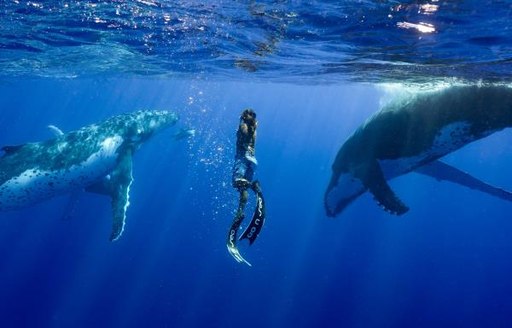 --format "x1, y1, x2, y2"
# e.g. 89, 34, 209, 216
241, 108, 256, 120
